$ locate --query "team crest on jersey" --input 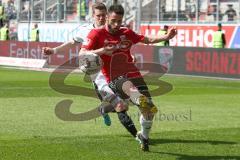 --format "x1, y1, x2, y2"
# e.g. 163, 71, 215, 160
104, 39, 132, 51
119, 40, 132, 50
120, 35, 126, 40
